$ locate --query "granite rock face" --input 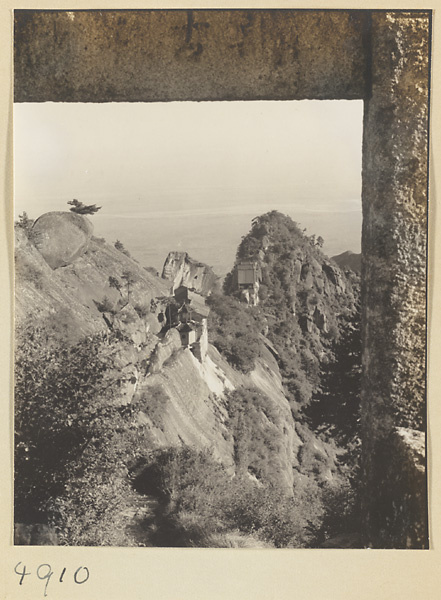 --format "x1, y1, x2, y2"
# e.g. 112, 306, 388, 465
148, 329, 182, 374
31, 211, 94, 270
362, 427, 427, 549
162, 251, 219, 296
